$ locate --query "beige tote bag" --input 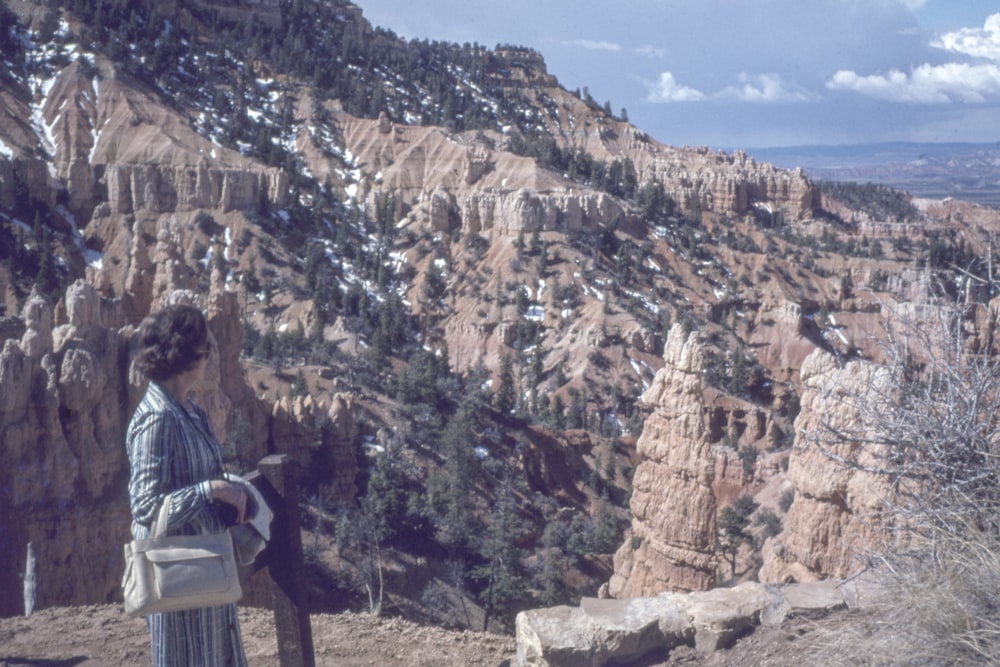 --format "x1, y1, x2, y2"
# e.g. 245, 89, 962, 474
122, 494, 242, 616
